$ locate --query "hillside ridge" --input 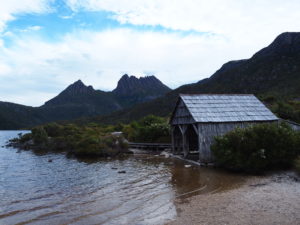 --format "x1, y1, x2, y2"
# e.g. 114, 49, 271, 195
92, 32, 300, 125
0, 75, 171, 129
